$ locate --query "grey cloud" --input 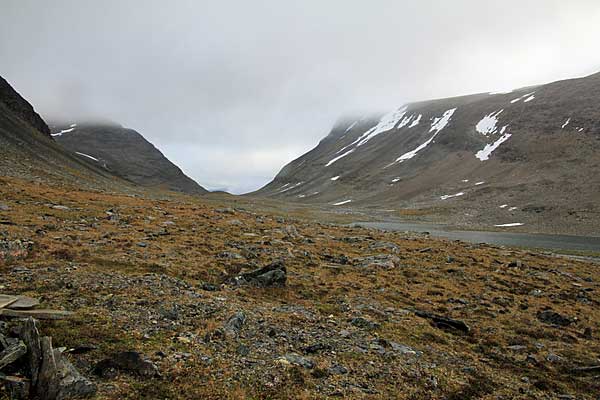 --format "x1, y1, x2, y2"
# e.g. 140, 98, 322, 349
2, 0, 600, 193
